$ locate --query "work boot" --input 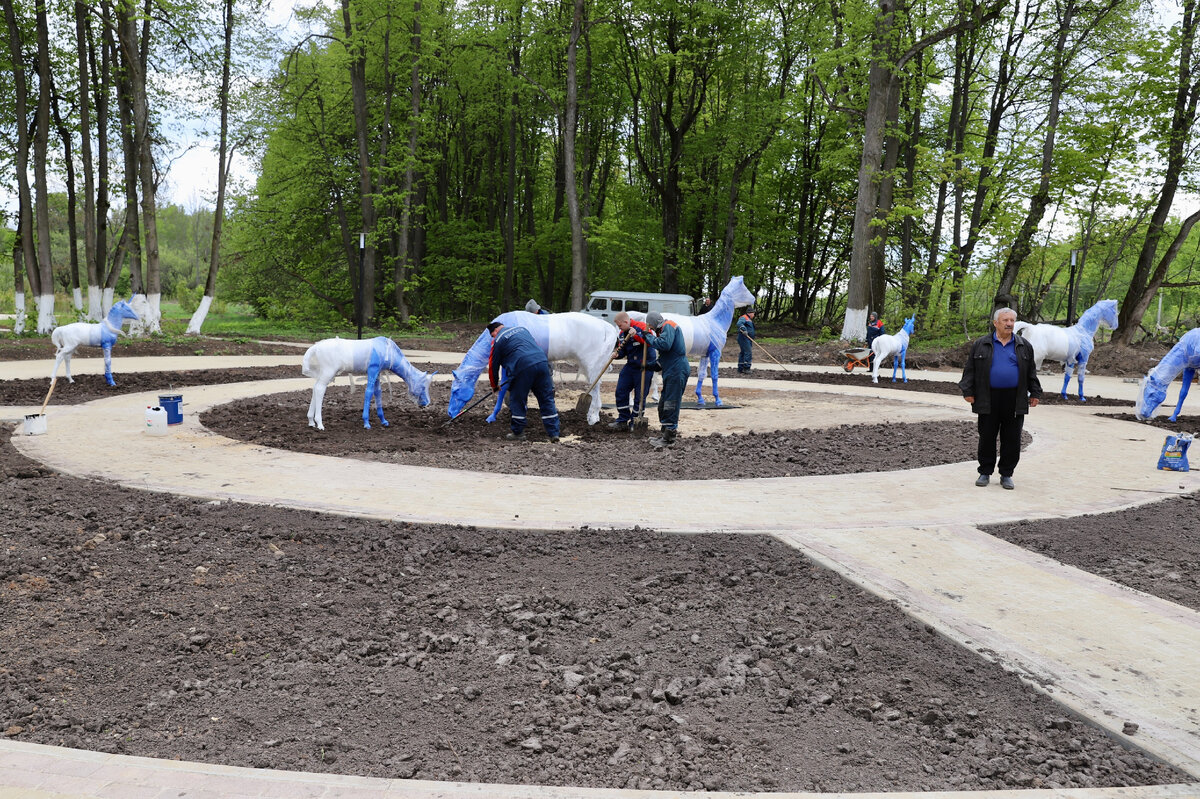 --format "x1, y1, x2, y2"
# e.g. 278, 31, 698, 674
975, 474, 990, 487
505, 431, 527, 442
649, 428, 677, 449
607, 419, 631, 430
